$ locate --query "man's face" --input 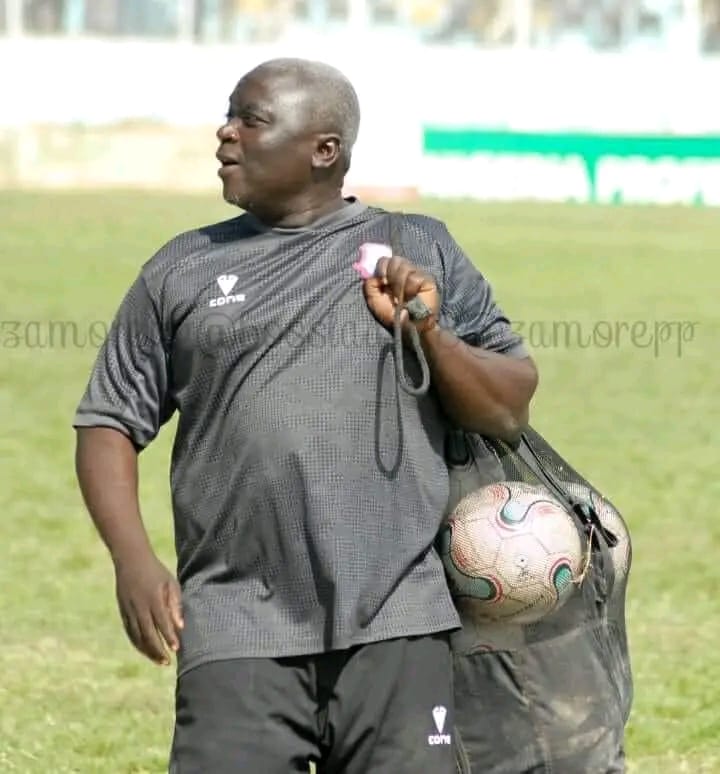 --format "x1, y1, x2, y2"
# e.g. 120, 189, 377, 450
215, 72, 318, 213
